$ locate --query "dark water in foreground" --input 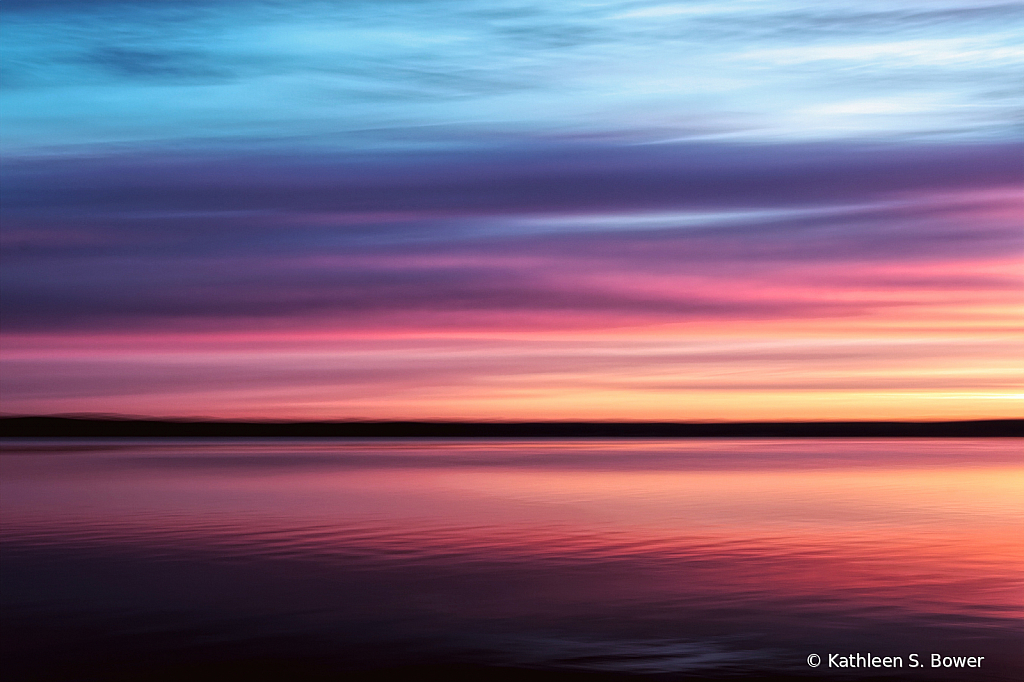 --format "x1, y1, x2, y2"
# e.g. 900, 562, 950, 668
2, 439, 1021, 681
